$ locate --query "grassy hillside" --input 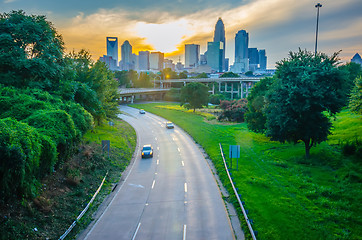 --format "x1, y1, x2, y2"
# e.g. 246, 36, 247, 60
133, 103, 362, 240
